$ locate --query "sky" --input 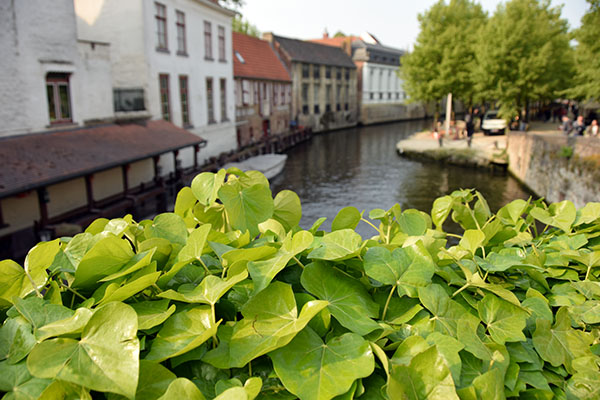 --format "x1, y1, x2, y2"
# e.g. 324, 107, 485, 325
237, 0, 589, 51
